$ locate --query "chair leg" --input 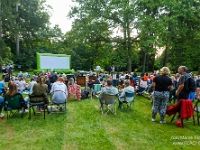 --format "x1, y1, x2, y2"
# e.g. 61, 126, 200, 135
29, 106, 31, 119
171, 113, 177, 122
44, 104, 46, 119
181, 118, 184, 128
193, 115, 195, 125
